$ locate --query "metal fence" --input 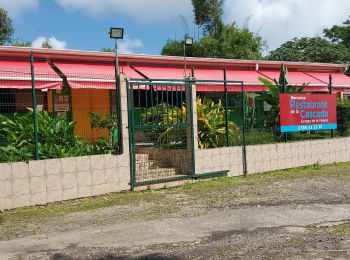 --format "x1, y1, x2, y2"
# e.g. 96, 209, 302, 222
1, 58, 349, 168
127, 79, 195, 186
195, 80, 349, 151
0, 58, 121, 163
